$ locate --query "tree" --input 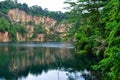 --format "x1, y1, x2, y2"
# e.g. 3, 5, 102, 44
14, 23, 27, 36
94, 0, 120, 79
34, 23, 46, 34
66, 0, 120, 79
65, 0, 107, 54
0, 18, 10, 32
